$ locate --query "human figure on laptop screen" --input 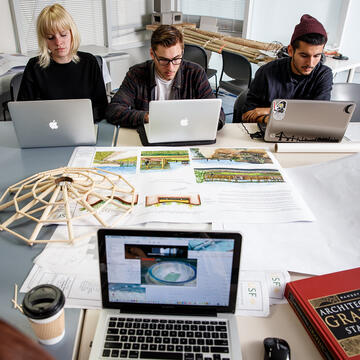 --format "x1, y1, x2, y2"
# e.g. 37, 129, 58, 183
242, 14, 333, 124
17, 3, 108, 122
106, 25, 225, 130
